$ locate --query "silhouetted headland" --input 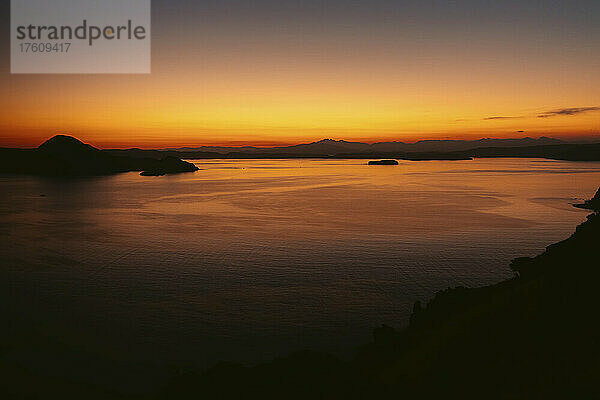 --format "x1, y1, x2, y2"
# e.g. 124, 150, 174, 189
159, 187, 600, 399
368, 159, 399, 165
139, 156, 199, 176
574, 187, 600, 211
0, 135, 198, 177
